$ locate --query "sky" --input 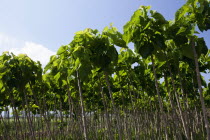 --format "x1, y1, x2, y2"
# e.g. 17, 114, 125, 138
0, 0, 209, 81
